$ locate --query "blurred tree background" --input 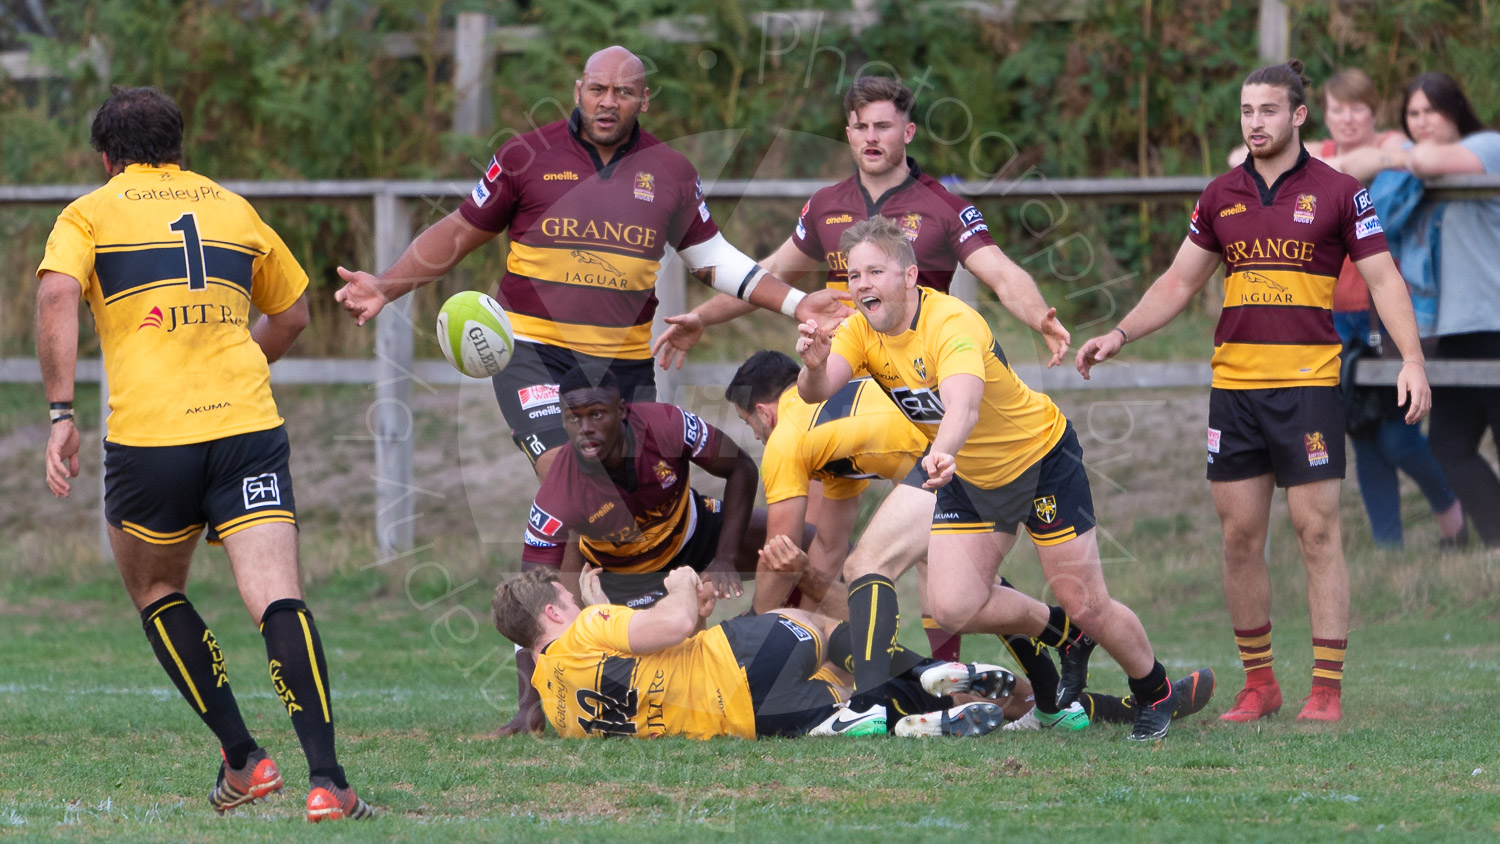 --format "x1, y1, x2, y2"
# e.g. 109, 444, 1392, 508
2, 0, 1496, 355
